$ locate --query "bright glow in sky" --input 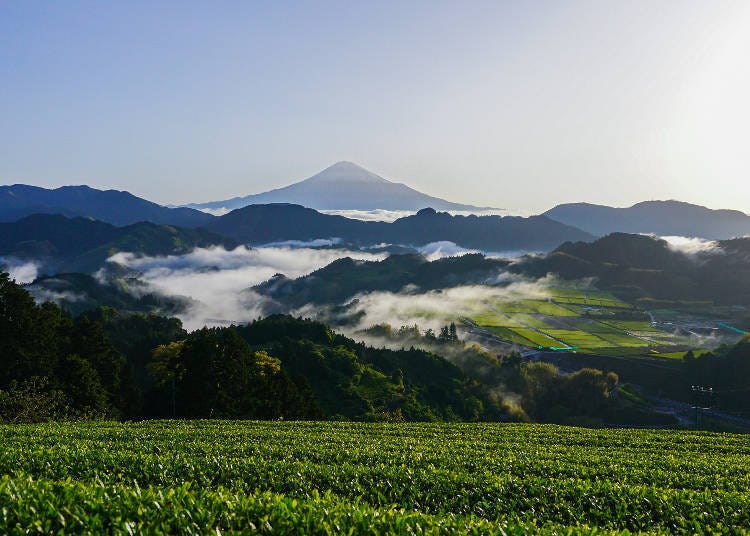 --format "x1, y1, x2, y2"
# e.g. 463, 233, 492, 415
1, 1, 749, 213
